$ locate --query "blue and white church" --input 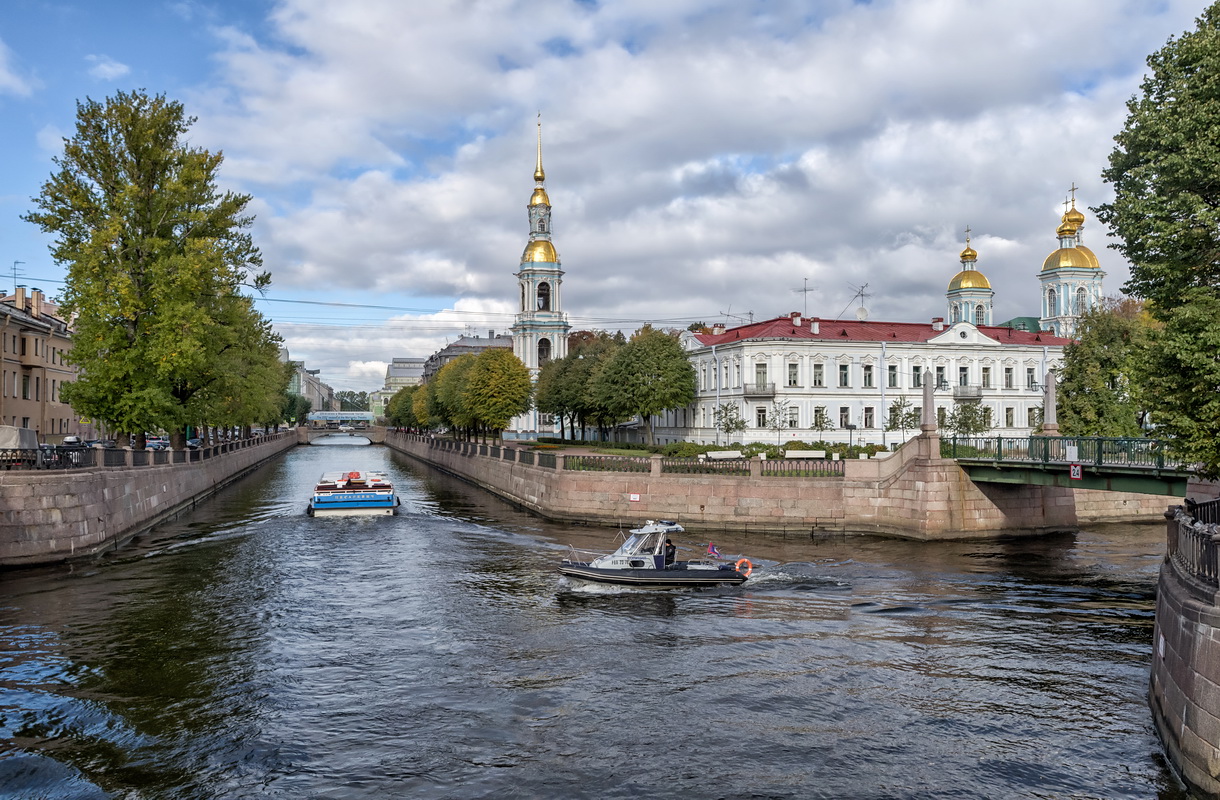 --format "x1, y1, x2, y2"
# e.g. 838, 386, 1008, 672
509, 121, 571, 435
1039, 193, 1105, 337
